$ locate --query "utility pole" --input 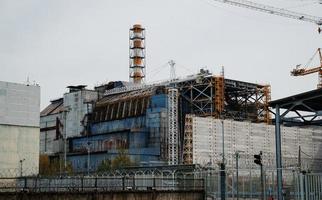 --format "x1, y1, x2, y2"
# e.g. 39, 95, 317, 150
235, 150, 244, 200
254, 151, 264, 200
87, 142, 91, 176
19, 159, 25, 177
220, 120, 226, 200
236, 152, 239, 200
63, 106, 71, 174
298, 145, 301, 172
64, 111, 67, 172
